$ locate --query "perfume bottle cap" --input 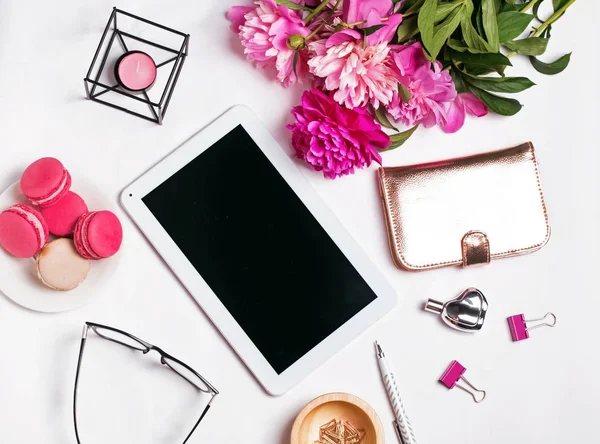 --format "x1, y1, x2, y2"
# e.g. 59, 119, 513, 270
424, 299, 444, 314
